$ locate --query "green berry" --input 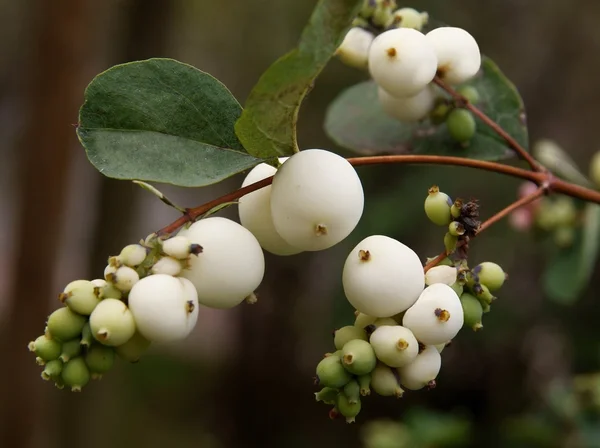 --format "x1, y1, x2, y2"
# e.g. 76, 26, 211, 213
61, 357, 90, 392
360, 0, 375, 18
457, 85, 480, 104
554, 226, 575, 248
343, 379, 361, 404
119, 244, 147, 267
473, 283, 495, 305
354, 312, 377, 329
444, 232, 458, 255
474, 262, 506, 291
80, 322, 93, 349
315, 387, 338, 405
47, 307, 87, 342
336, 392, 361, 423
451, 199, 463, 219
99, 283, 123, 300
59, 280, 101, 316
106, 266, 139, 293
334, 326, 368, 350
370, 364, 403, 397
114, 331, 151, 363
372, 1, 394, 27
316, 354, 352, 389
551, 197, 578, 227
447, 108, 476, 143
85, 344, 115, 375
590, 151, 600, 189
59, 338, 82, 363
429, 101, 451, 125
358, 374, 371, 396
89, 299, 136, 347
481, 301, 491, 314
341, 339, 376, 376
450, 281, 464, 297
28, 335, 61, 361
460, 293, 483, 331
372, 317, 397, 328
393, 7, 429, 31
424, 186, 452, 226
41, 359, 63, 381
448, 221, 465, 236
